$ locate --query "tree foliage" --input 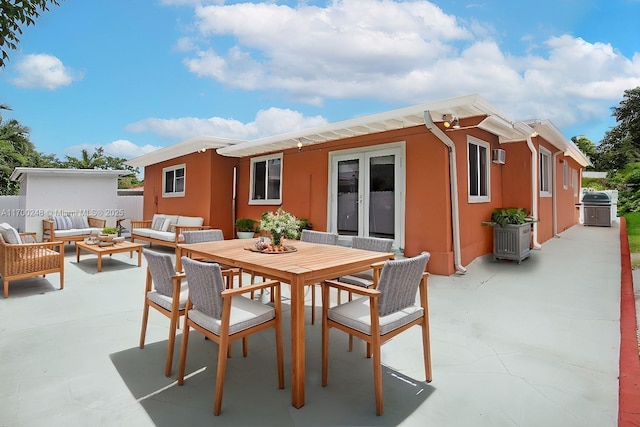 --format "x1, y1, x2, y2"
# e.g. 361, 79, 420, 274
0, 104, 60, 195
0, 0, 64, 68
64, 147, 142, 187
